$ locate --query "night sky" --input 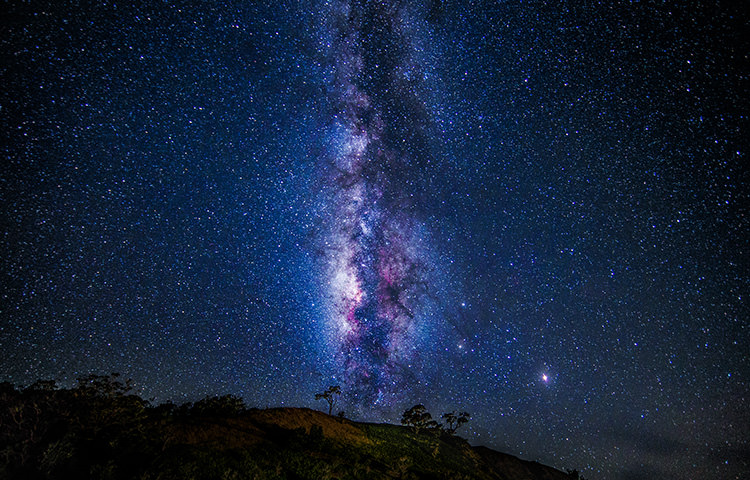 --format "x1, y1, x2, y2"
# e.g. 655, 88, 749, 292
1, 1, 748, 479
